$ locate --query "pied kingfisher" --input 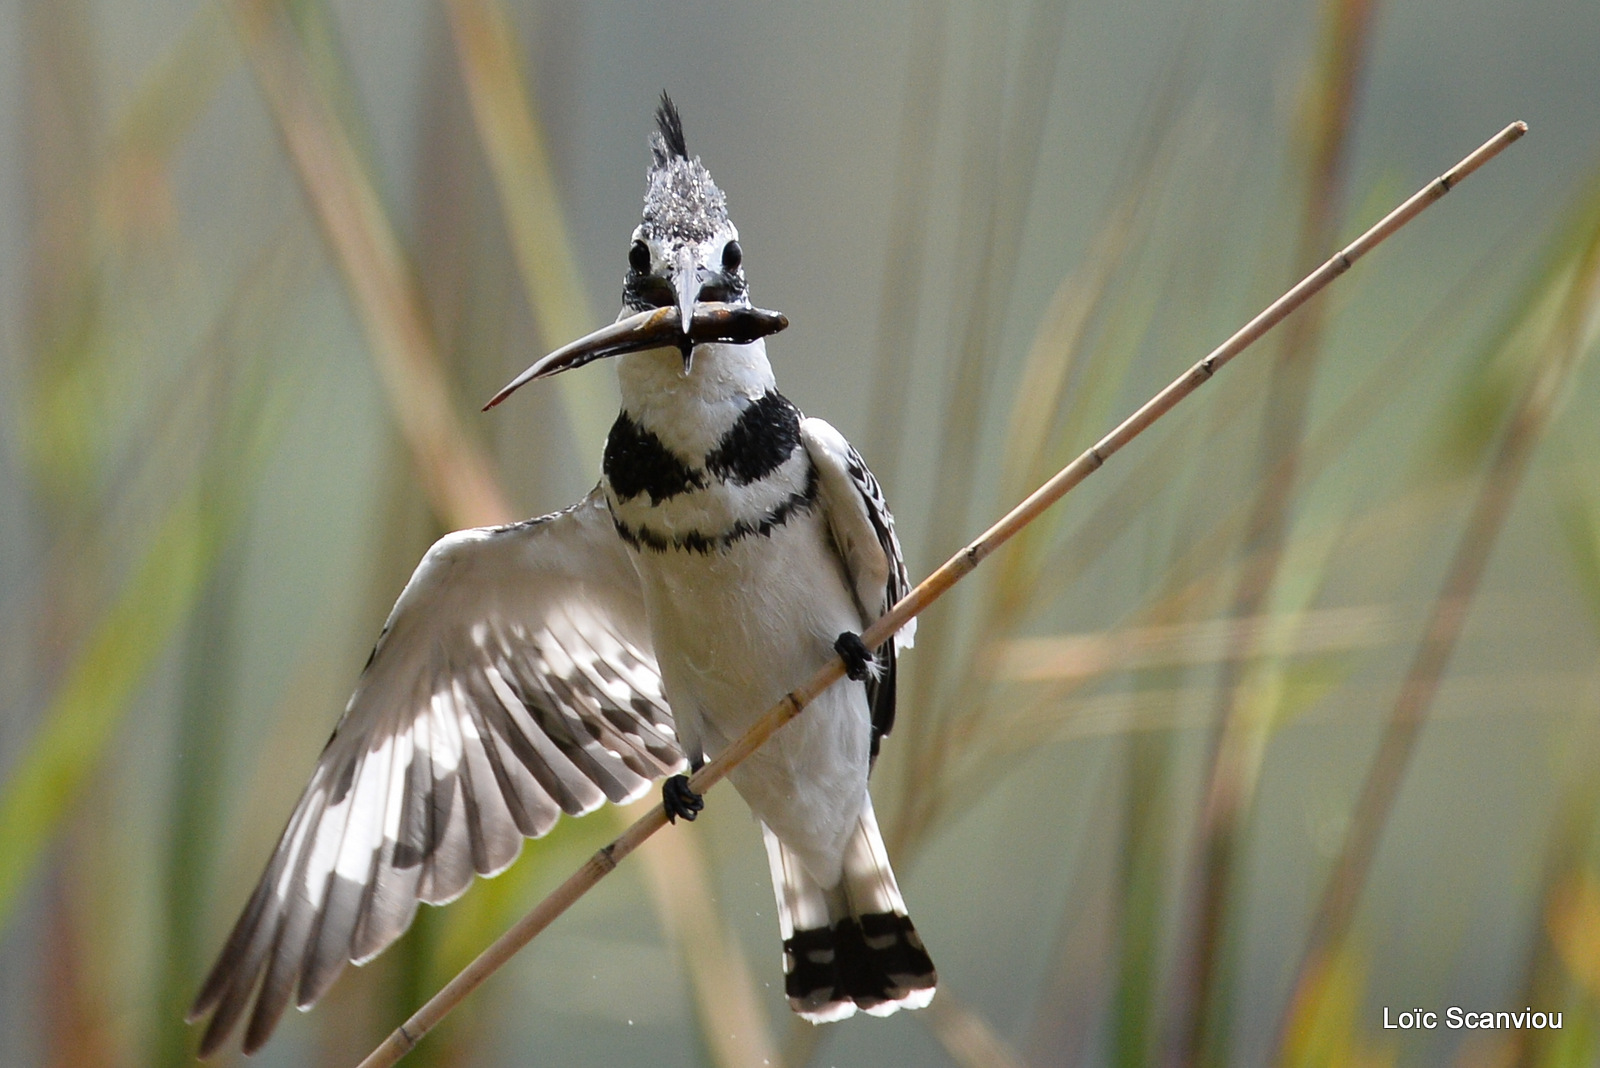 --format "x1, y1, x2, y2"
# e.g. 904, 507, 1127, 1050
190, 94, 935, 1056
